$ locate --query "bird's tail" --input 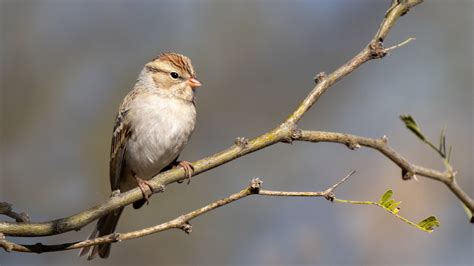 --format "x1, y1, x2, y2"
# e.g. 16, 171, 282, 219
78, 207, 124, 260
